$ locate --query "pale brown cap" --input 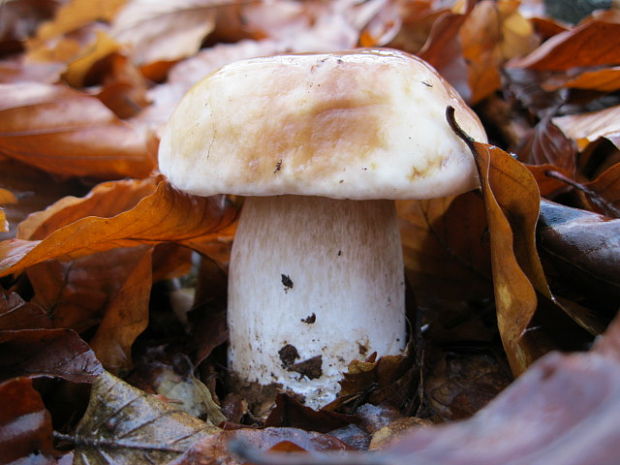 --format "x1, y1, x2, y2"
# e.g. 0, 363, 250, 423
158, 49, 486, 200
